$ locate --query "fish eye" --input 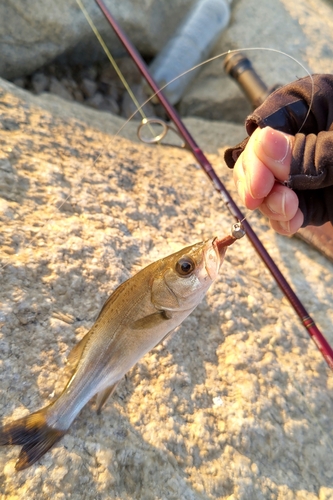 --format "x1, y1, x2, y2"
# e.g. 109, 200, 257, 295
176, 256, 195, 277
